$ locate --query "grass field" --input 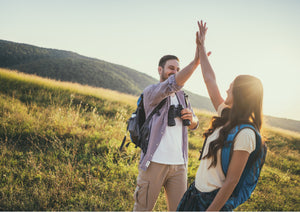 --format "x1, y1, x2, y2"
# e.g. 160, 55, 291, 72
0, 68, 299, 210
